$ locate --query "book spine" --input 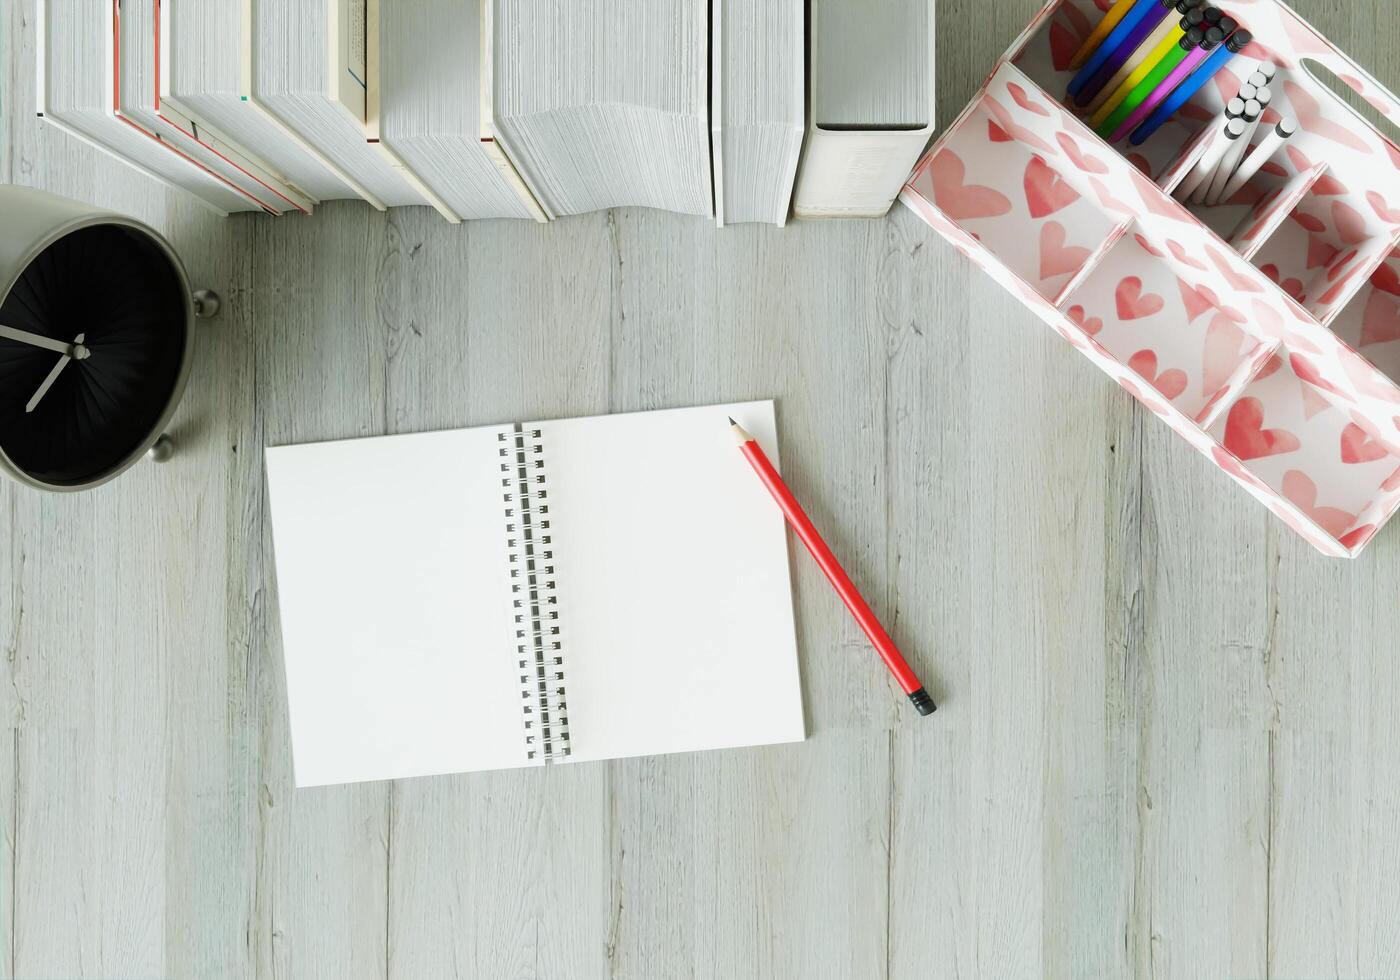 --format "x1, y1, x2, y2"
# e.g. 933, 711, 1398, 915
498, 425, 571, 763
